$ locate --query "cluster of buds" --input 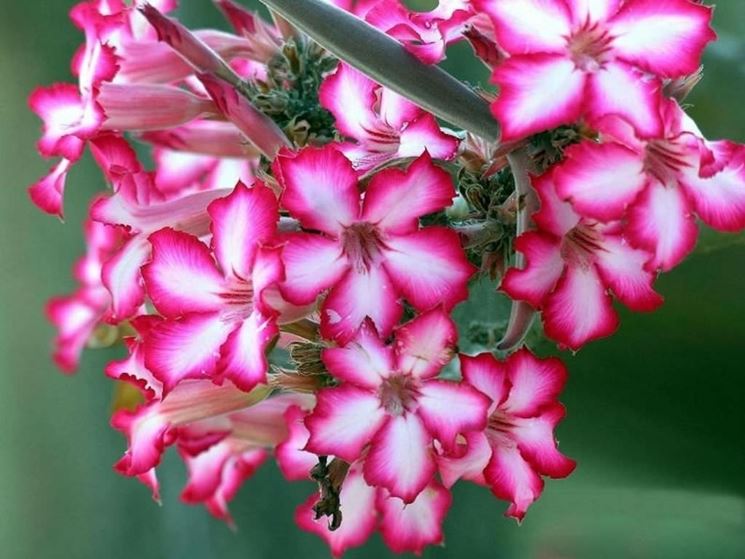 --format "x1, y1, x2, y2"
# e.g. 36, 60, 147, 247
30, 0, 745, 555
